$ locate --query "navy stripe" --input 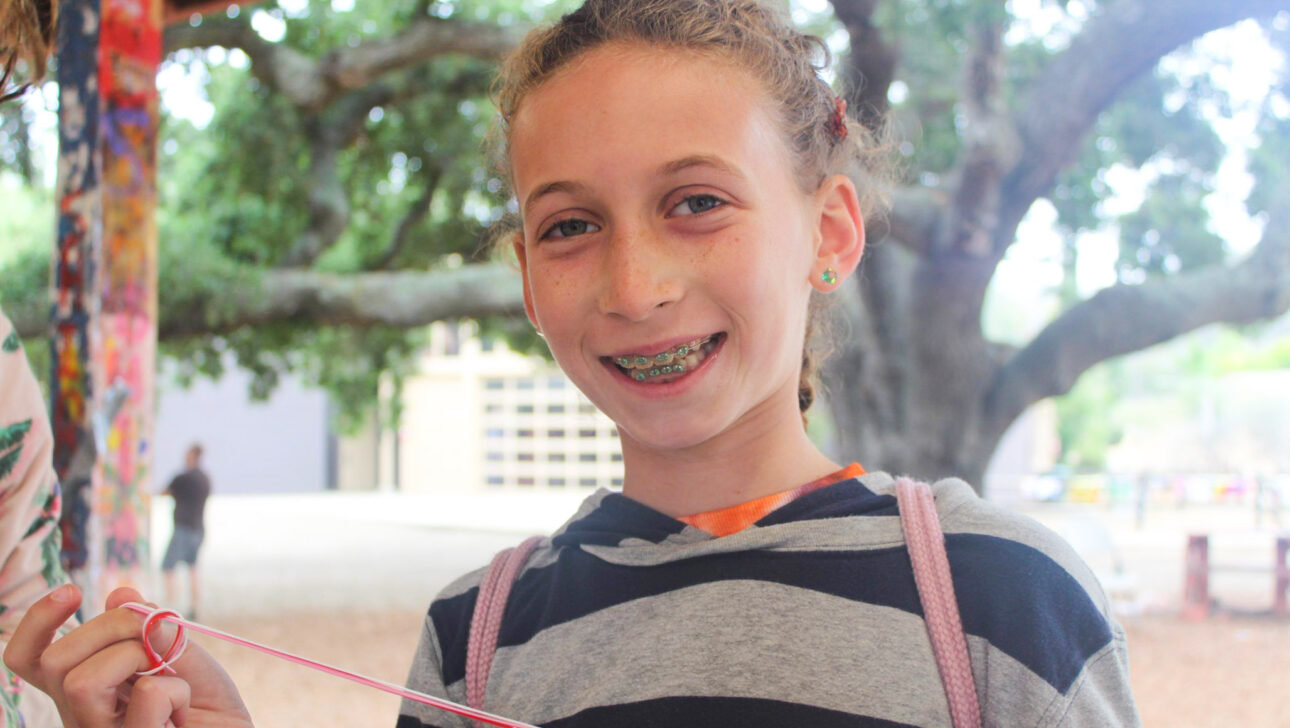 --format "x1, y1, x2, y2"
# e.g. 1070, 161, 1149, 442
756, 479, 897, 526
434, 535, 1111, 693
395, 716, 448, 728
947, 533, 1114, 693
551, 493, 687, 547
543, 696, 917, 728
